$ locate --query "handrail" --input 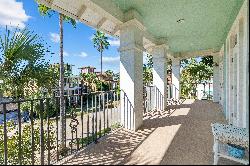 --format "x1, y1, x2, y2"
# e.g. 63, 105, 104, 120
0, 90, 121, 165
